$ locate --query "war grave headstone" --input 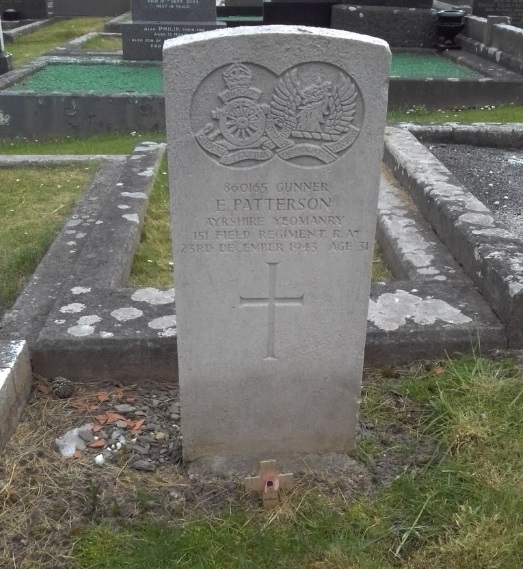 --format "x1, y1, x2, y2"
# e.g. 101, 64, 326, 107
473, 0, 523, 22
121, 0, 225, 60
163, 26, 390, 471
